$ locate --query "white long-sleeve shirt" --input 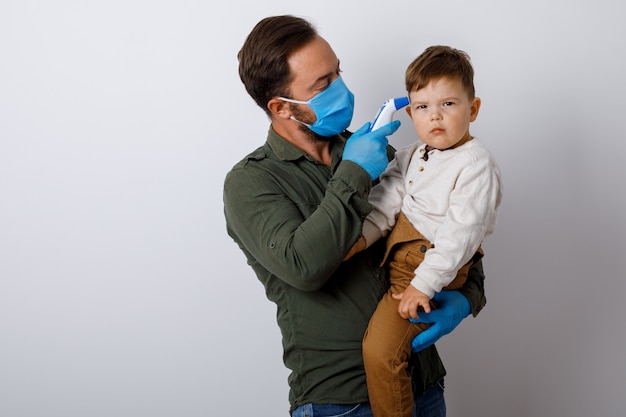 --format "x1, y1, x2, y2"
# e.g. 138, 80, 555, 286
362, 138, 503, 298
